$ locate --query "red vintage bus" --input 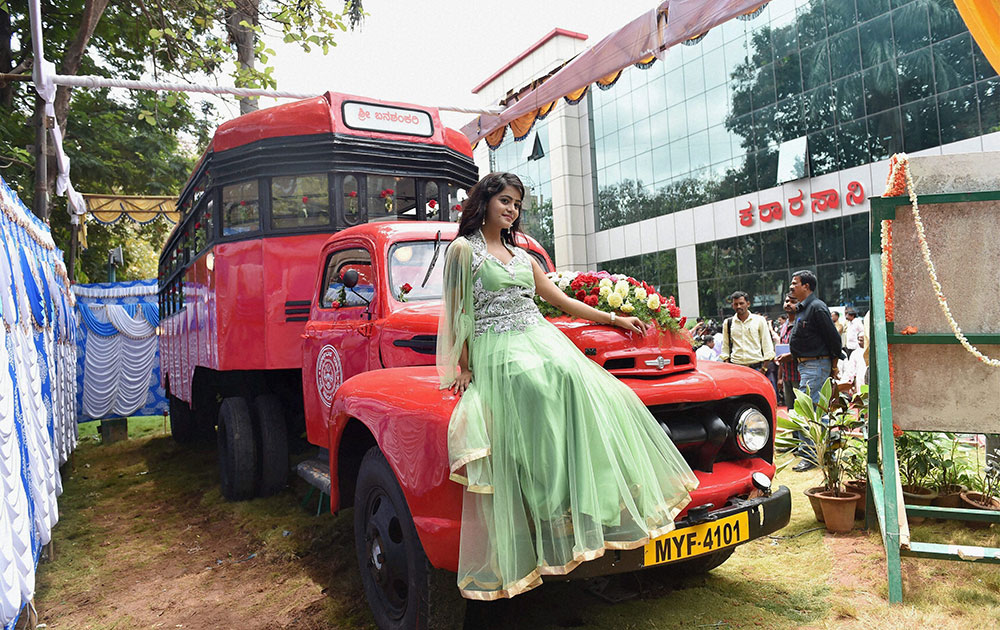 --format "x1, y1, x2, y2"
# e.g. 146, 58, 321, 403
158, 92, 479, 491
